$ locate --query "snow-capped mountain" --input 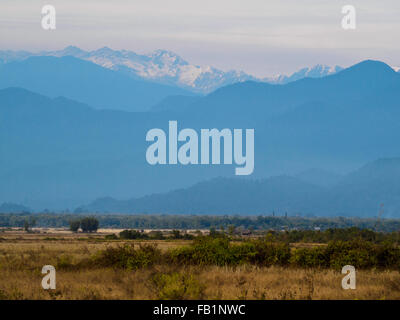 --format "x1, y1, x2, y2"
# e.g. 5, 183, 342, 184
3, 46, 391, 93
43, 46, 259, 93
0, 46, 257, 93
264, 65, 344, 84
